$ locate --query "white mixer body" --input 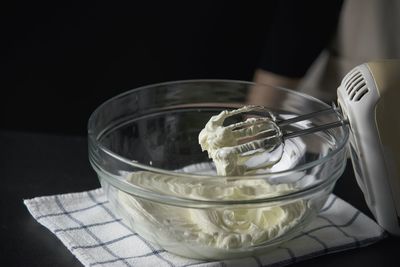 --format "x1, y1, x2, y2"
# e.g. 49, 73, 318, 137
337, 60, 400, 235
